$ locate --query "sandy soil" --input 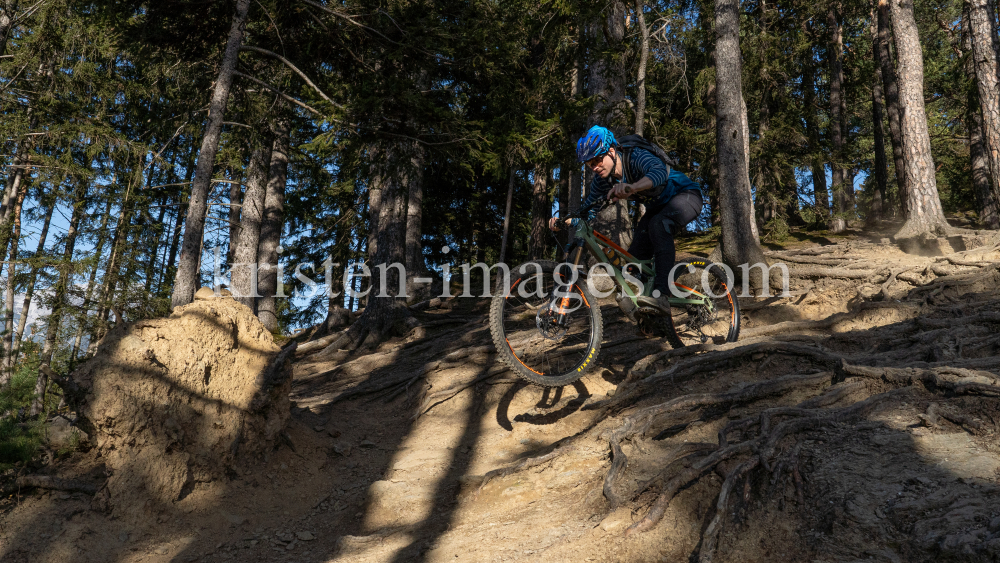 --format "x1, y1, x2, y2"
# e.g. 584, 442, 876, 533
2, 226, 1000, 563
